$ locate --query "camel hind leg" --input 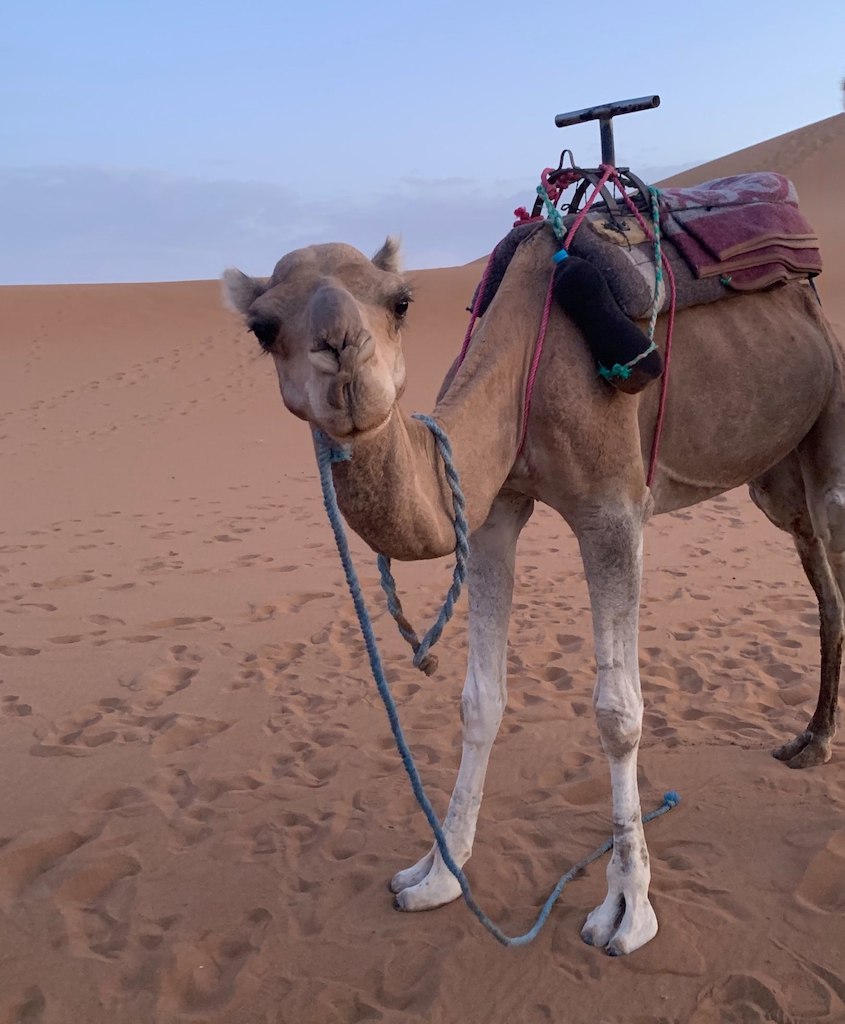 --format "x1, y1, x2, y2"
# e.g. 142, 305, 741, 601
750, 451, 842, 768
